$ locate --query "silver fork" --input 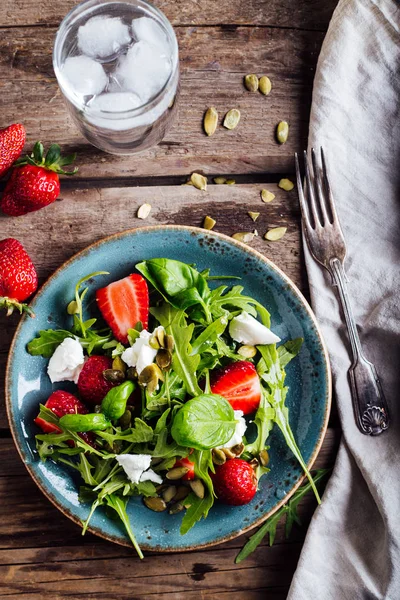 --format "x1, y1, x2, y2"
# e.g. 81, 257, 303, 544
295, 148, 389, 436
